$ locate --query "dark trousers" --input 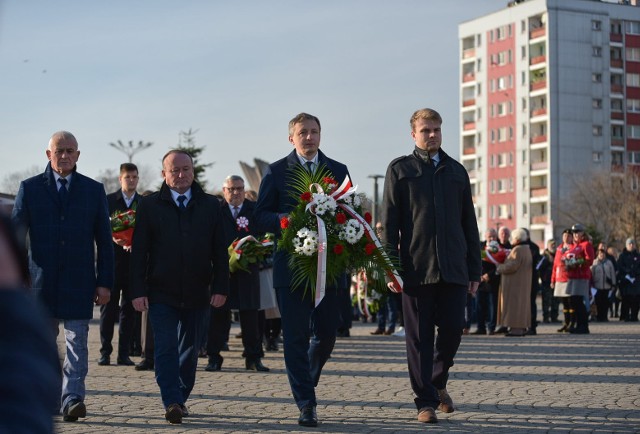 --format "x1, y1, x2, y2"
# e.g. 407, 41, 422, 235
277, 286, 340, 410
149, 303, 207, 408
570, 295, 588, 331
541, 284, 559, 321
475, 290, 498, 332
595, 289, 610, 321
530, 282, 540, 330
403, 283, 467, 410
207, 307, 262, 360
141, 309, 154, 361
99, 288, 135, 358
337, 287, 353, 332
